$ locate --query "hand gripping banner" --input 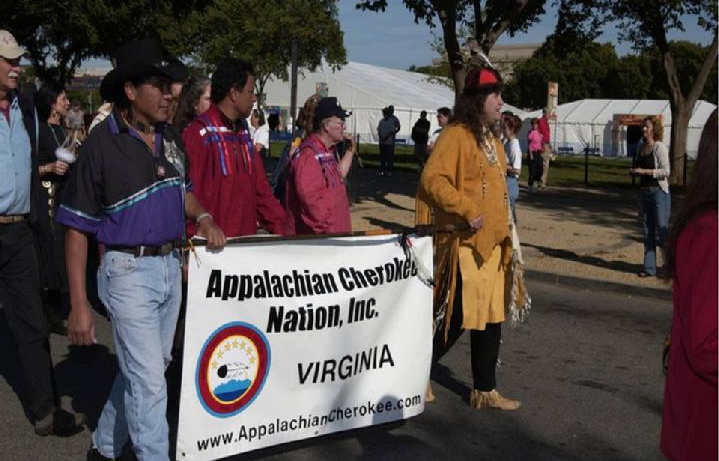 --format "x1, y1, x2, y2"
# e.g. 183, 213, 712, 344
176, 234, 433, 460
